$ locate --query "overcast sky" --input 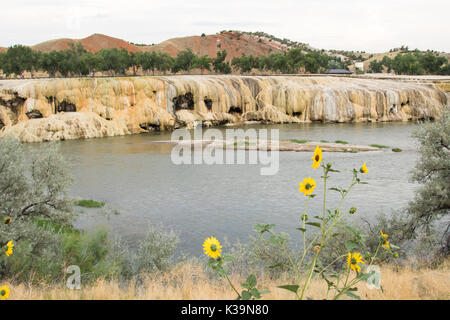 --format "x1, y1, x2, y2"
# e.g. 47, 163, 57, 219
1, 0, 449, 52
